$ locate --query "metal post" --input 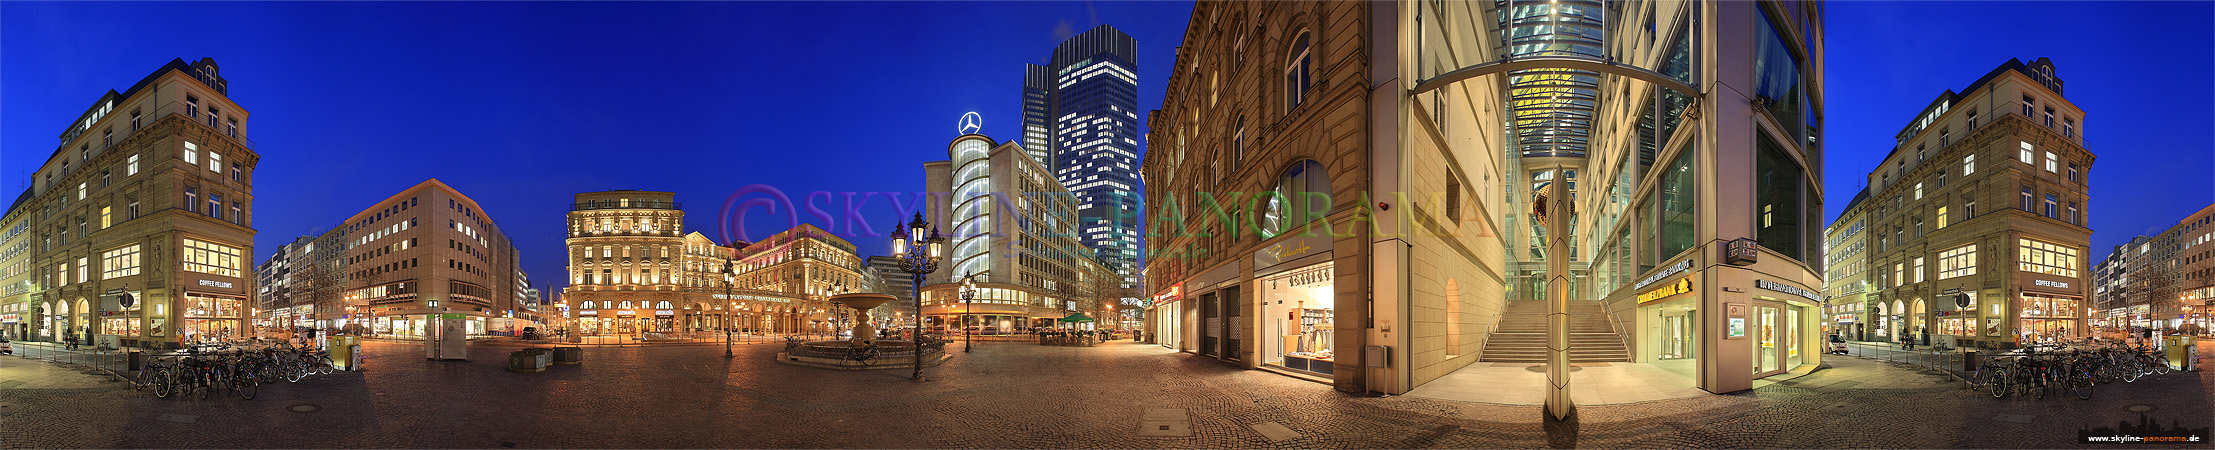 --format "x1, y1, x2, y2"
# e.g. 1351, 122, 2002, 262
912, 277, 925, 381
